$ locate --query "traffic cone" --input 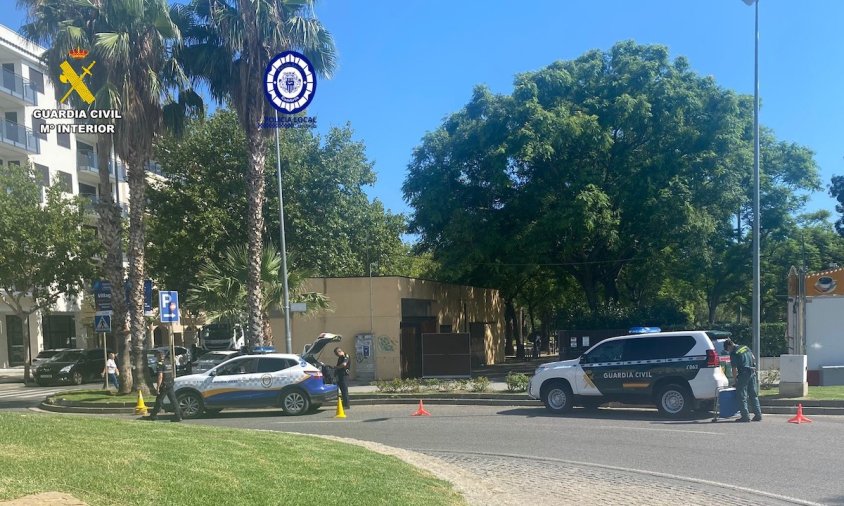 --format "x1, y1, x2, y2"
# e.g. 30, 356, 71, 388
134, 390, 148, 416
788, 403, 813, 424
412, 399, 431, 416
334, 397, 346, 419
